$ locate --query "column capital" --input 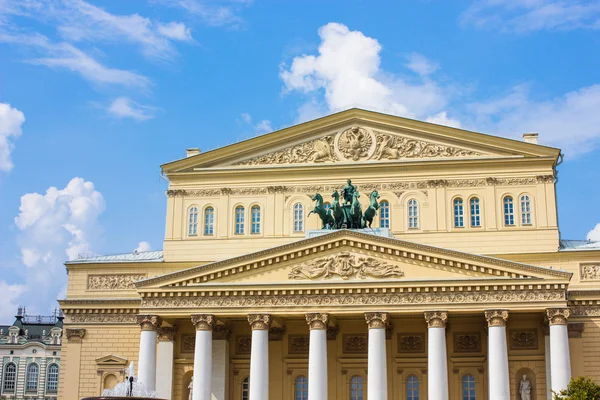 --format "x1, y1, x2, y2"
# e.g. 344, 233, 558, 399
137, 315, 162, 331
365, 312, 389, 329
547, 308, 570, 326
306, 313, 329, 330
65, 328, 86, 343
424, 311, 448, 328
191, 314, 215, 331
157, 326, 178, 342
248, 314, 271, 330
485, 310, 509, 327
